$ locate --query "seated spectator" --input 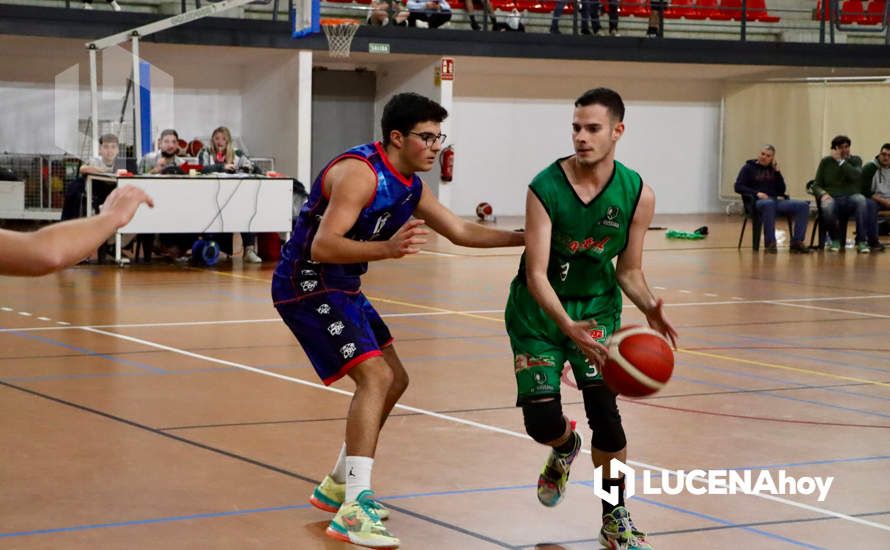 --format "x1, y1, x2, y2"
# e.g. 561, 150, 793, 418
812, 134, 881, 253
139, 129, 185, 175
197, 126, 263, 263
62, 133, 122, 221
862, 142, 890, 243
734, 144, 811, 254
492, 8, 524, 31
407, 0, 452, 28
551, 0, 592, 34
368, 0, 409, 26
